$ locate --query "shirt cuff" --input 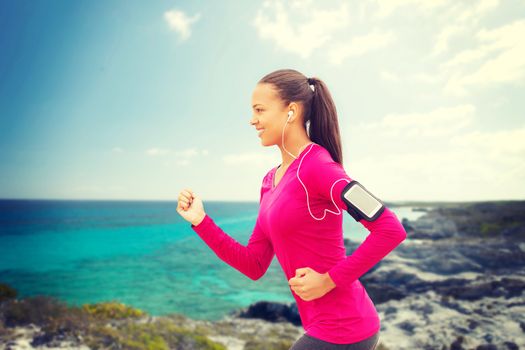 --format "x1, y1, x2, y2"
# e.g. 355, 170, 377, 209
191, 213, 212, 231
327, 268, 343, 288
